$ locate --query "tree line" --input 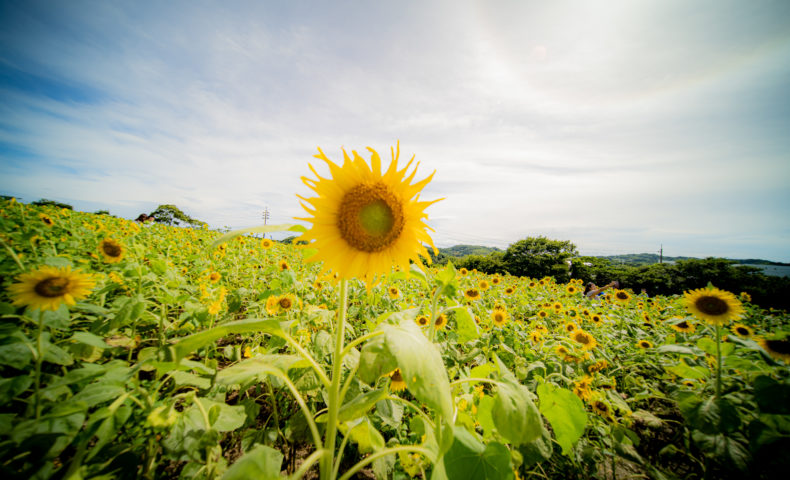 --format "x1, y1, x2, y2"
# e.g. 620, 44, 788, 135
437, 236, 790, 310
